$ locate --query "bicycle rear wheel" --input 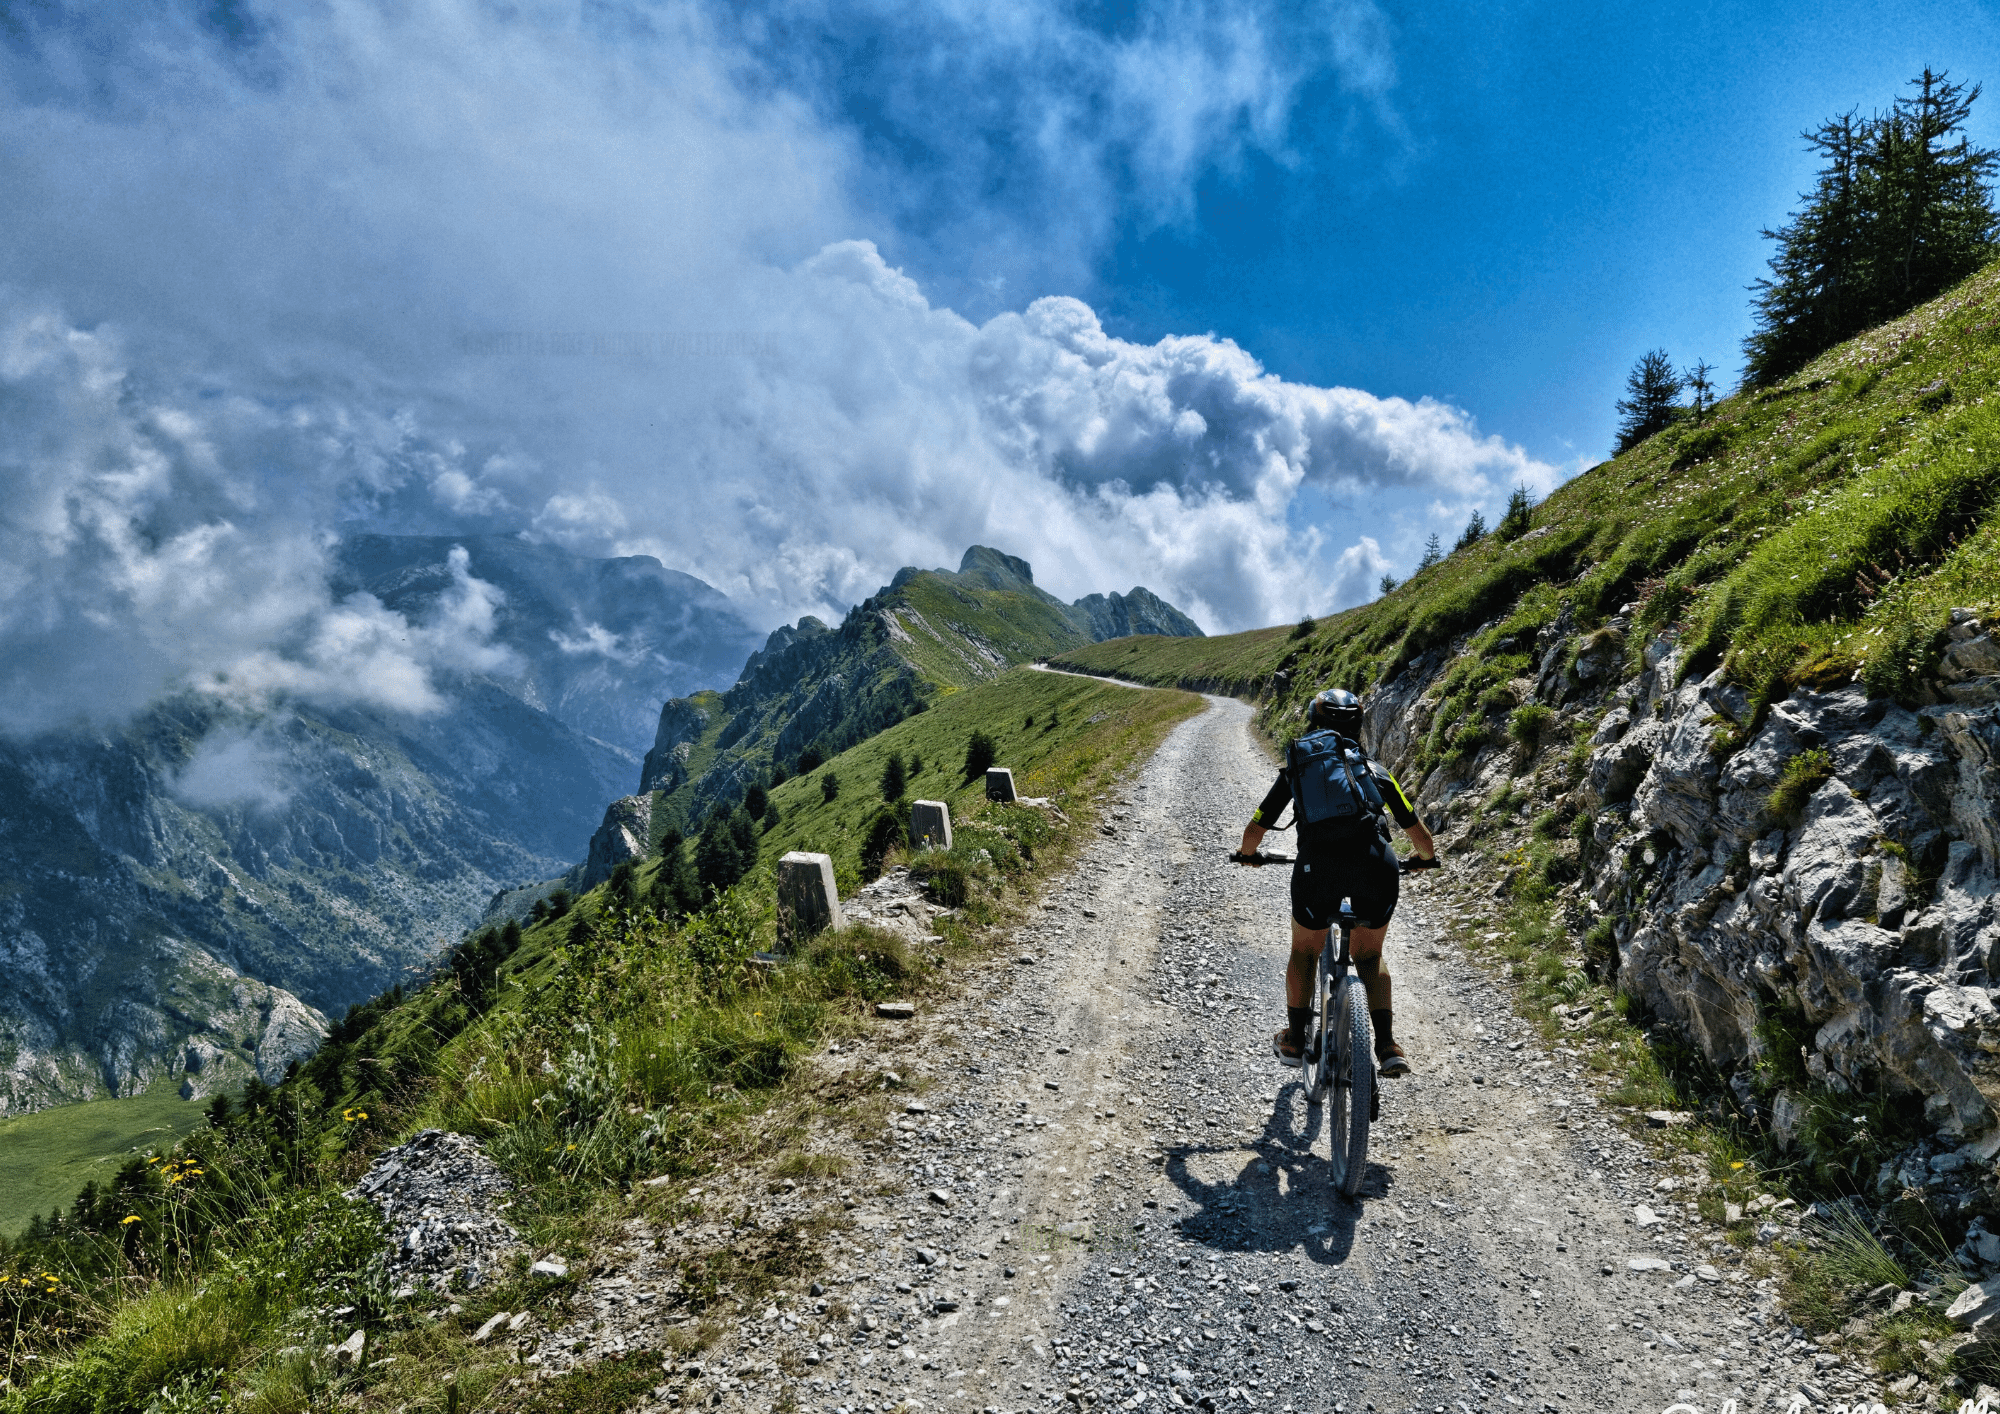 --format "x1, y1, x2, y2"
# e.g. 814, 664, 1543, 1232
1327, 977, 1372, 1198
1300, 942, 1332, 1106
